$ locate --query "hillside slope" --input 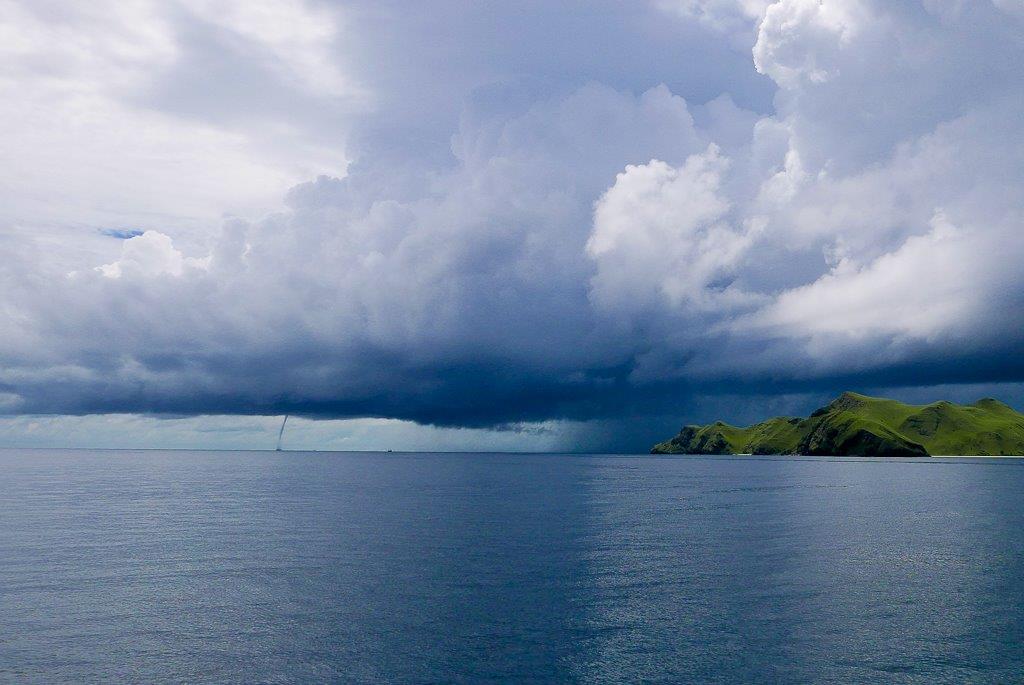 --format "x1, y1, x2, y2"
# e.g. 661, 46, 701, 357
652, 392, 1024, 457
